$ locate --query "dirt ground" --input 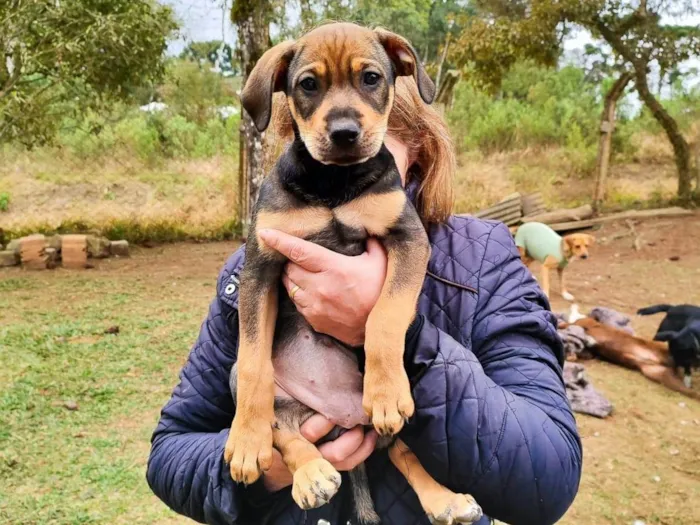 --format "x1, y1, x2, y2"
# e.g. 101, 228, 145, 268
2, 214, 699, 524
